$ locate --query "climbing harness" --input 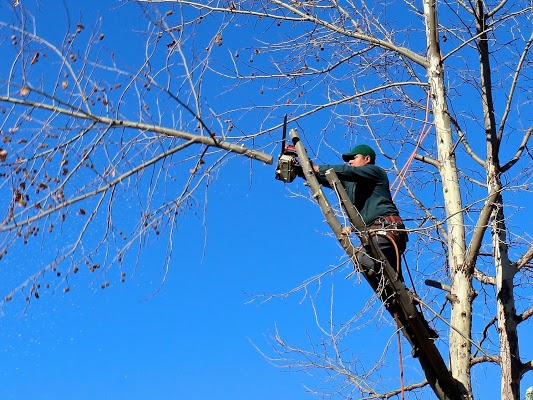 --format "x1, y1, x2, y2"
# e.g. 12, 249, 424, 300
368, 215, 408, 272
